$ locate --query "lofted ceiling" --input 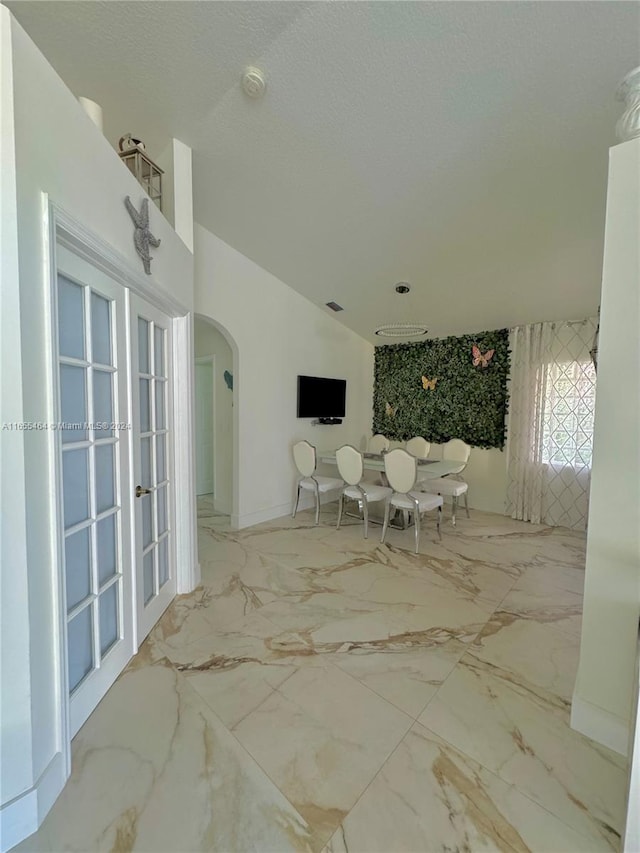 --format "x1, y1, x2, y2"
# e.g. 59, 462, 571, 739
6, 1, 639, 342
